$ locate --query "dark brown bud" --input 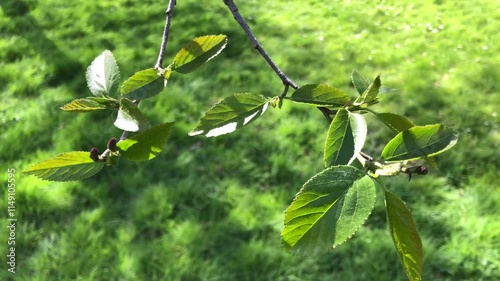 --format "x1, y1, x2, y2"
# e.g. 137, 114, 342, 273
90, 147, 99, 162
107, 138, 117, 152
416, 166, 428, 175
